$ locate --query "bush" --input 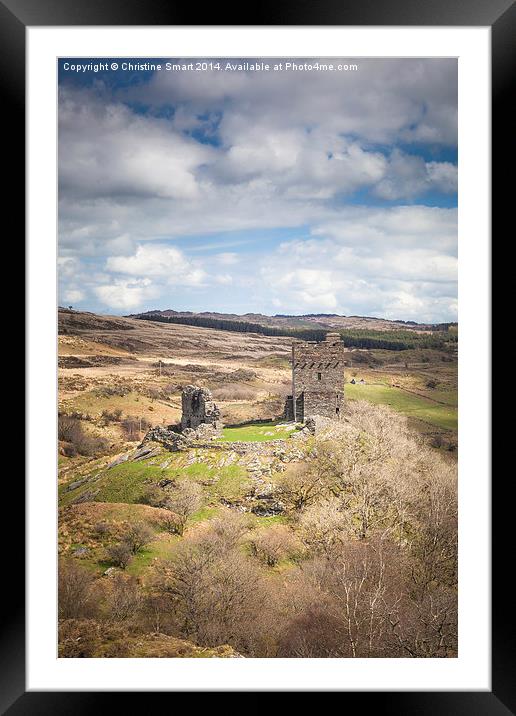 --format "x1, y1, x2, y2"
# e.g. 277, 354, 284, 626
121, 415, 152, 441
100, 408, 123, 425
58, 415, 109, 456
124, 522, 154, 554
94, 520, 111, 538
58, 560, 97, 618
93, 385, 131, 398
249, 525, 301, 566
142, 387, 162, 401
58, 619, 132, 657
107, 574, 143, 621
106, 542, 133, 569
163, 482, 203, 535
212, 384, 257, 401
58, 415, 83, 443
